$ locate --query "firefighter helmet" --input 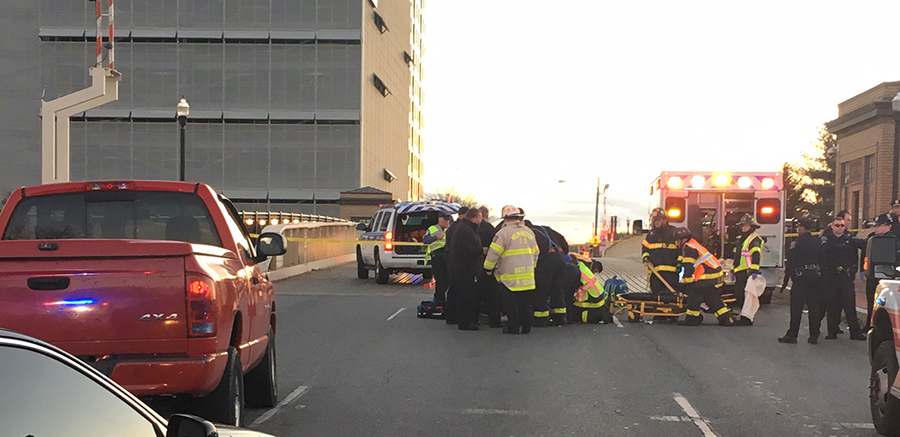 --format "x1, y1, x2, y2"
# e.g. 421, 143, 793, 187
673, 227, 692, 241
738, 213, 760, 228
650, 207, 667, 222
501, 205, 524, 218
